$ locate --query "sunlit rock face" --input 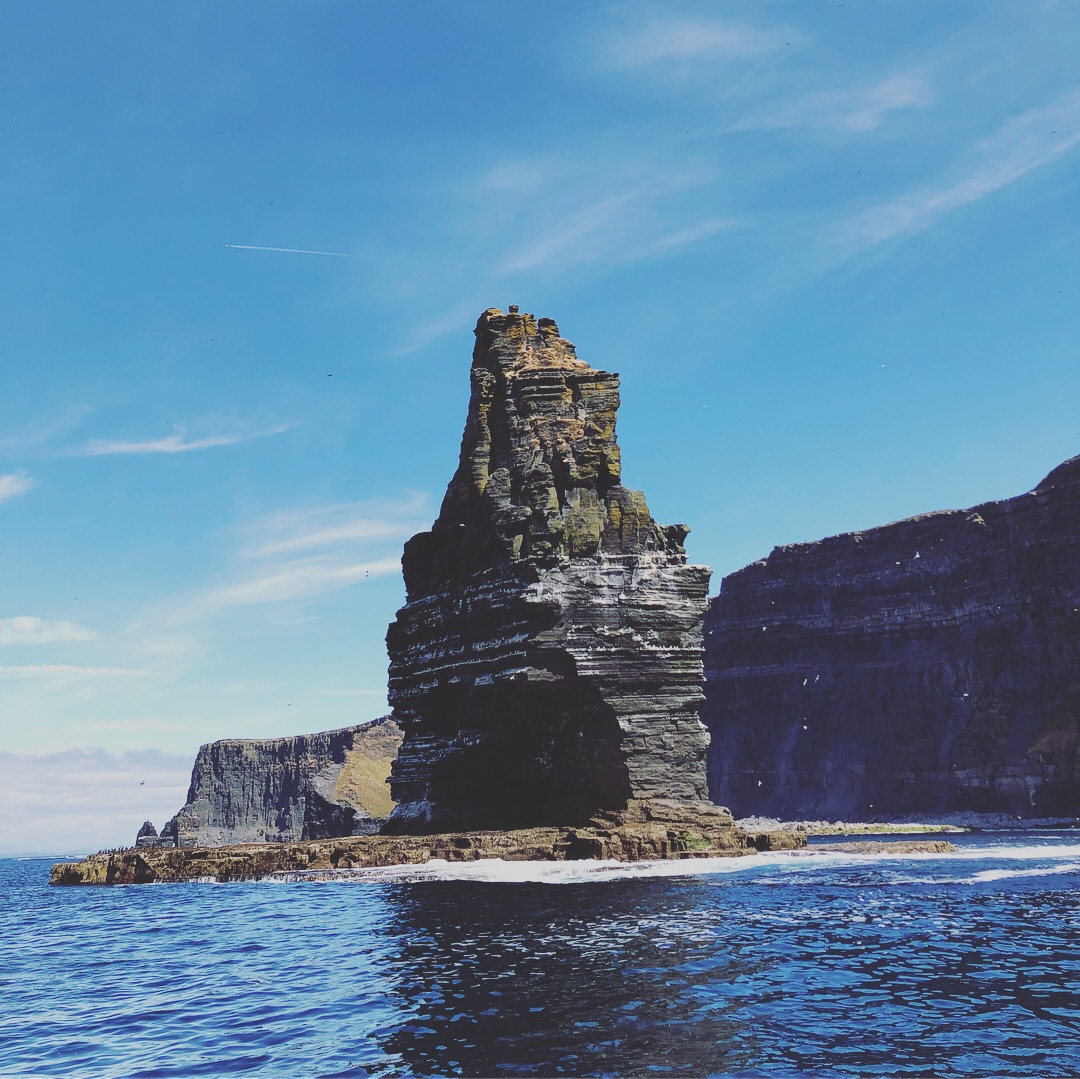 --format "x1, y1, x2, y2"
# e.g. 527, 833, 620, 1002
385, 308, 713, 833
704, 456, 1080, 820
163, 717, 403, 846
